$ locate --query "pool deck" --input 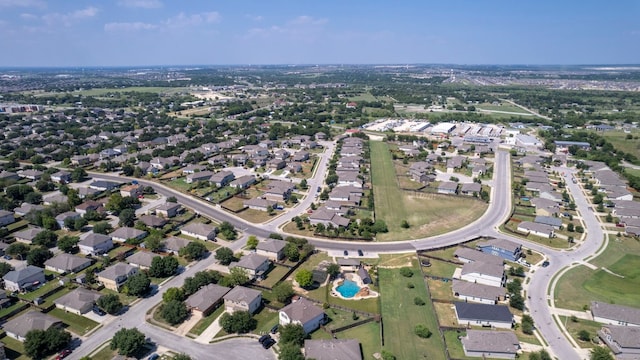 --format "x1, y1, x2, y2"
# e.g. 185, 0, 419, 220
331, 272, 379, 300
